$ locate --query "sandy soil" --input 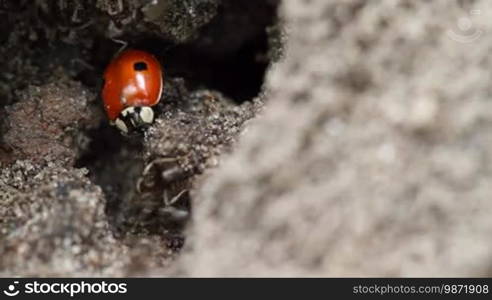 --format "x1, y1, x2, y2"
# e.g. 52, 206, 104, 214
2, 0, 492, 277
